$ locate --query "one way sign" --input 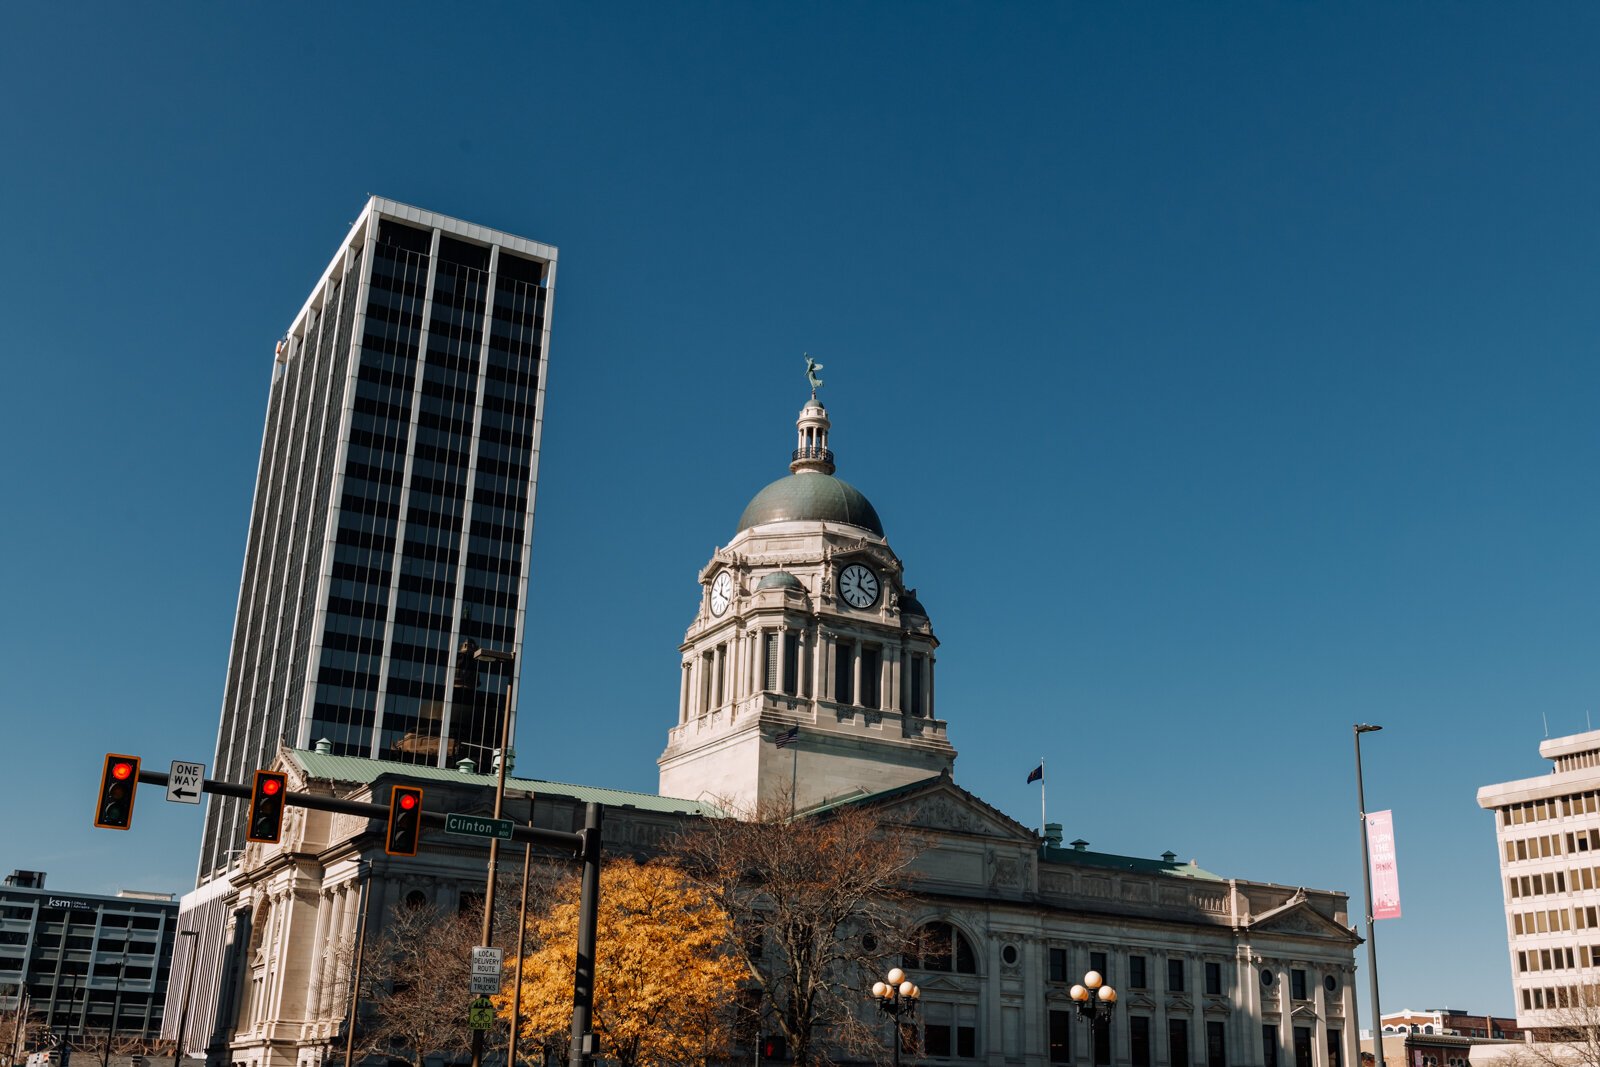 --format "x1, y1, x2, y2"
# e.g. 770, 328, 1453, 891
167, 761, 205, 805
